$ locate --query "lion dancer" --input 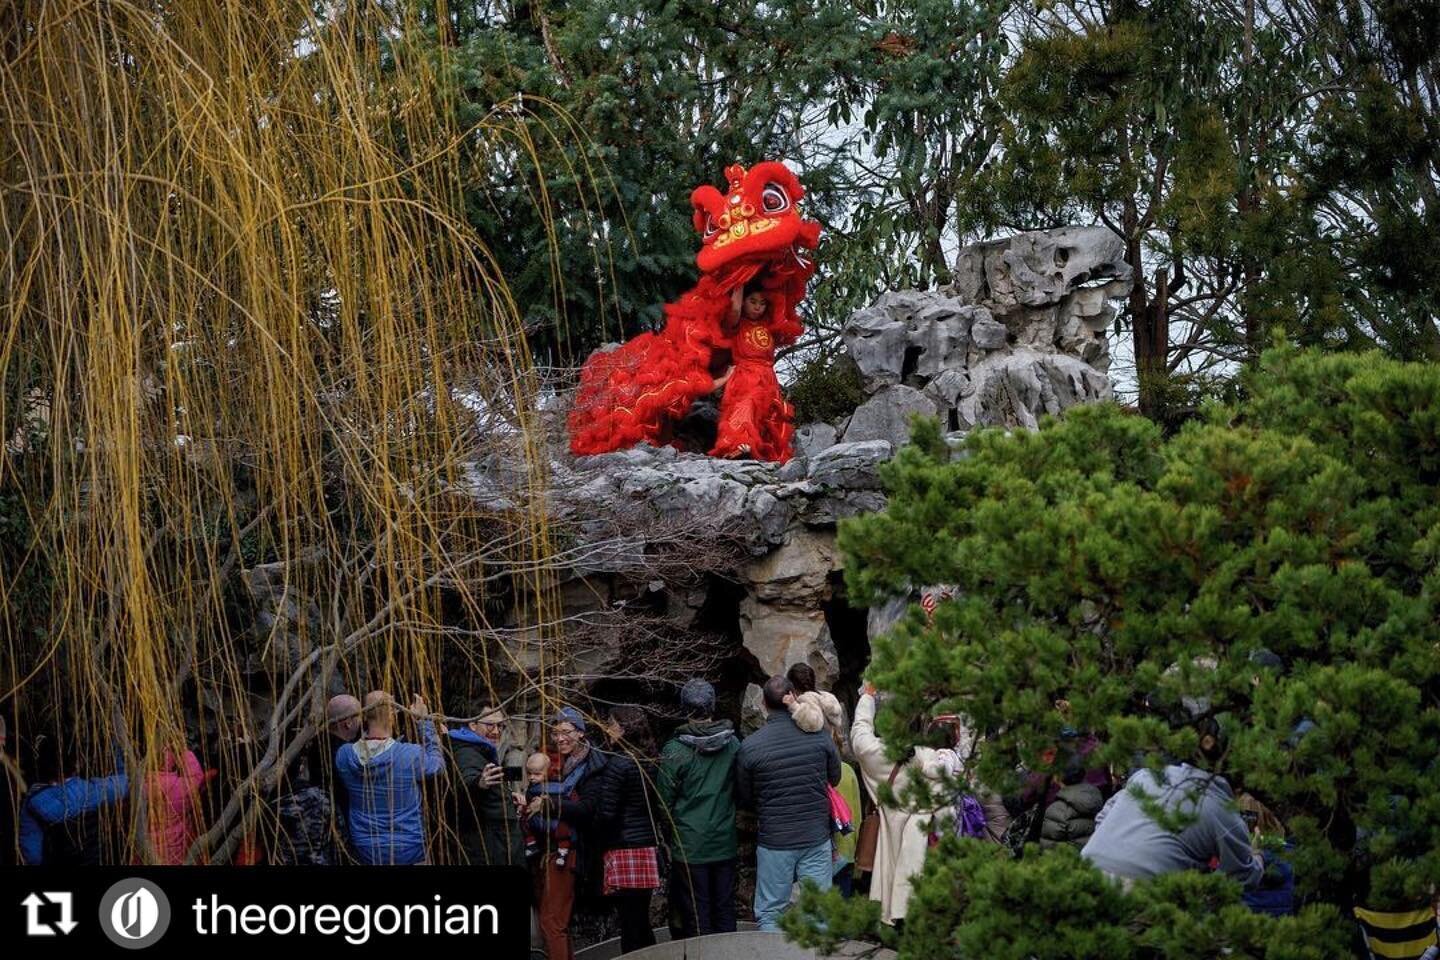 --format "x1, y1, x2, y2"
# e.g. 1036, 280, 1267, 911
568, 161, 819, 463
710, 281, 796, 461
